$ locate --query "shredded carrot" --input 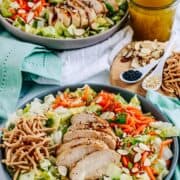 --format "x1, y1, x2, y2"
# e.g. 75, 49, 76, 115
148, 131, 157, 136
141, 152, 149, 165
163, 139, 173, 146
122, 156, 128, 167
144, 166, 156, 180
159, 139, 173, 158
82, 86, 89, 101
134, 125, 146, 135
